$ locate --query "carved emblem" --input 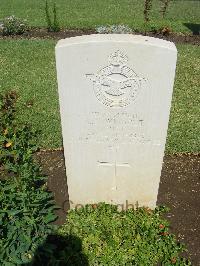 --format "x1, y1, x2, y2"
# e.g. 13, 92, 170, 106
86, 50, 145, 108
